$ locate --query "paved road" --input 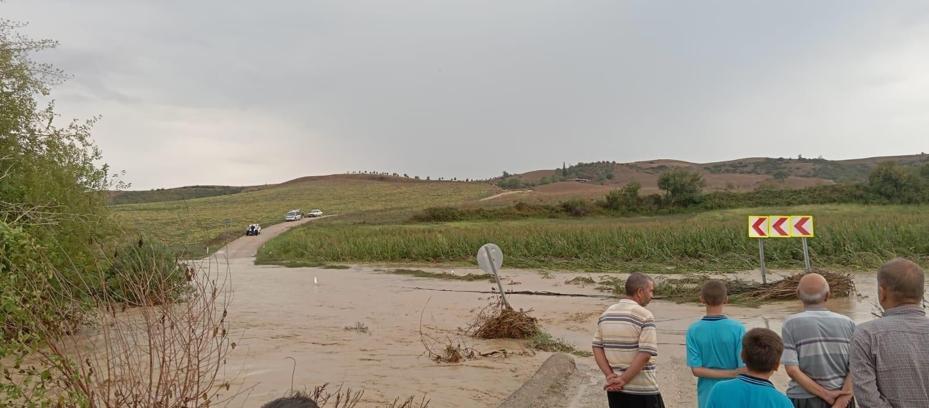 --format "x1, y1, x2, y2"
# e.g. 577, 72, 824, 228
216, 215, 330, 259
